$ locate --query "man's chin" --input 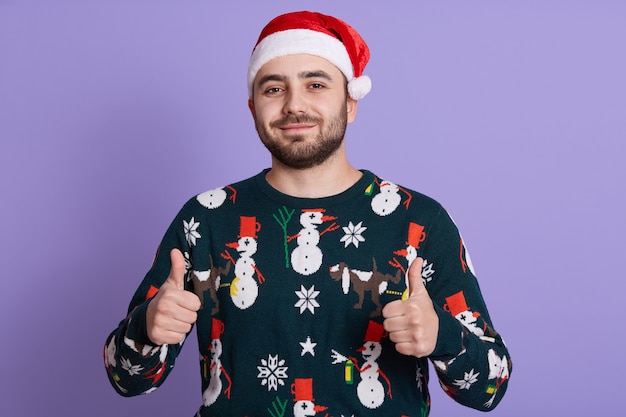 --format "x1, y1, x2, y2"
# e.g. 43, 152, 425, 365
274, 156, 325, 170
265, 143, 328, 170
